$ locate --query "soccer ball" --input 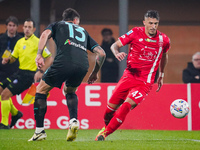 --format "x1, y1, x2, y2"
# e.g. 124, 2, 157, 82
170, 99, 190, 119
